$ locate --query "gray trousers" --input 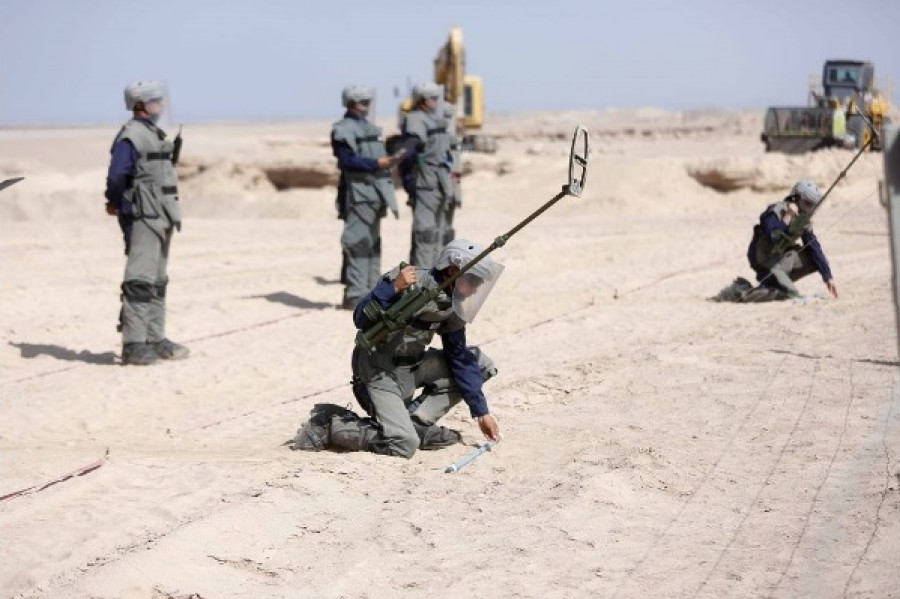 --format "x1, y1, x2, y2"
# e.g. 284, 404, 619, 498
341, 203, 382, 303
121, 221, 171, 344
760, 248, 818, 297
410, 188, 453, 268
341, 347, 497, 458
